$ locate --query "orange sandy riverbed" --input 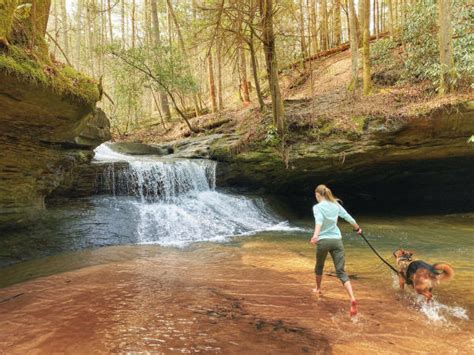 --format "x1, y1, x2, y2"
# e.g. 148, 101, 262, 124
0, 242, 472, 354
